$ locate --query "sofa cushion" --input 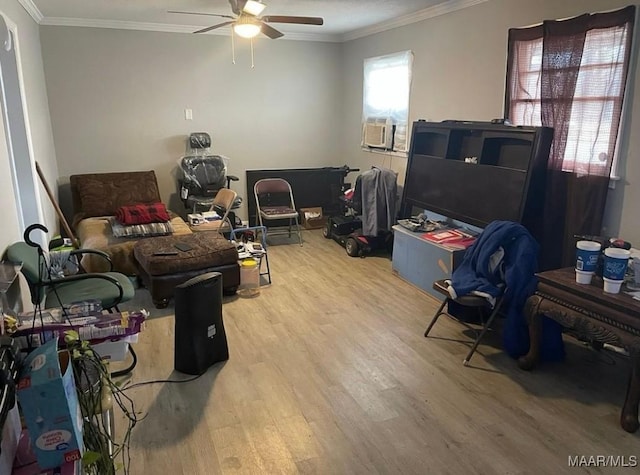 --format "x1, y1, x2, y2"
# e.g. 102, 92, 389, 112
71, 171, 162, 223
